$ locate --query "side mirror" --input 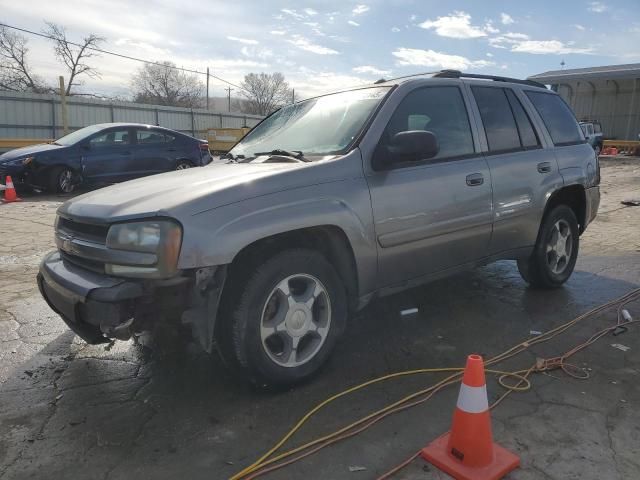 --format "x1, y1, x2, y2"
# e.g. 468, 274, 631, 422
388, 130, 439, 163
